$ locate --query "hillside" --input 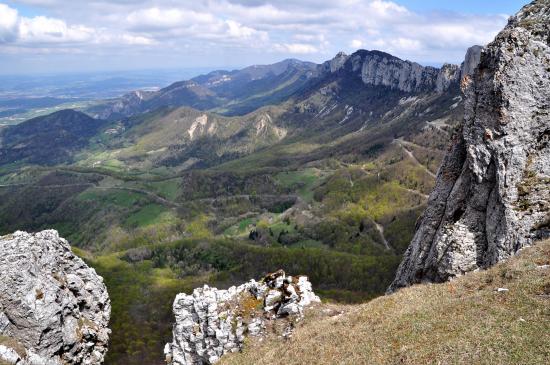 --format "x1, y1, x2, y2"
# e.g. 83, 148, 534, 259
0, 48, 473, 257
0, 110, 107, 165
221, 239, 550, 365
